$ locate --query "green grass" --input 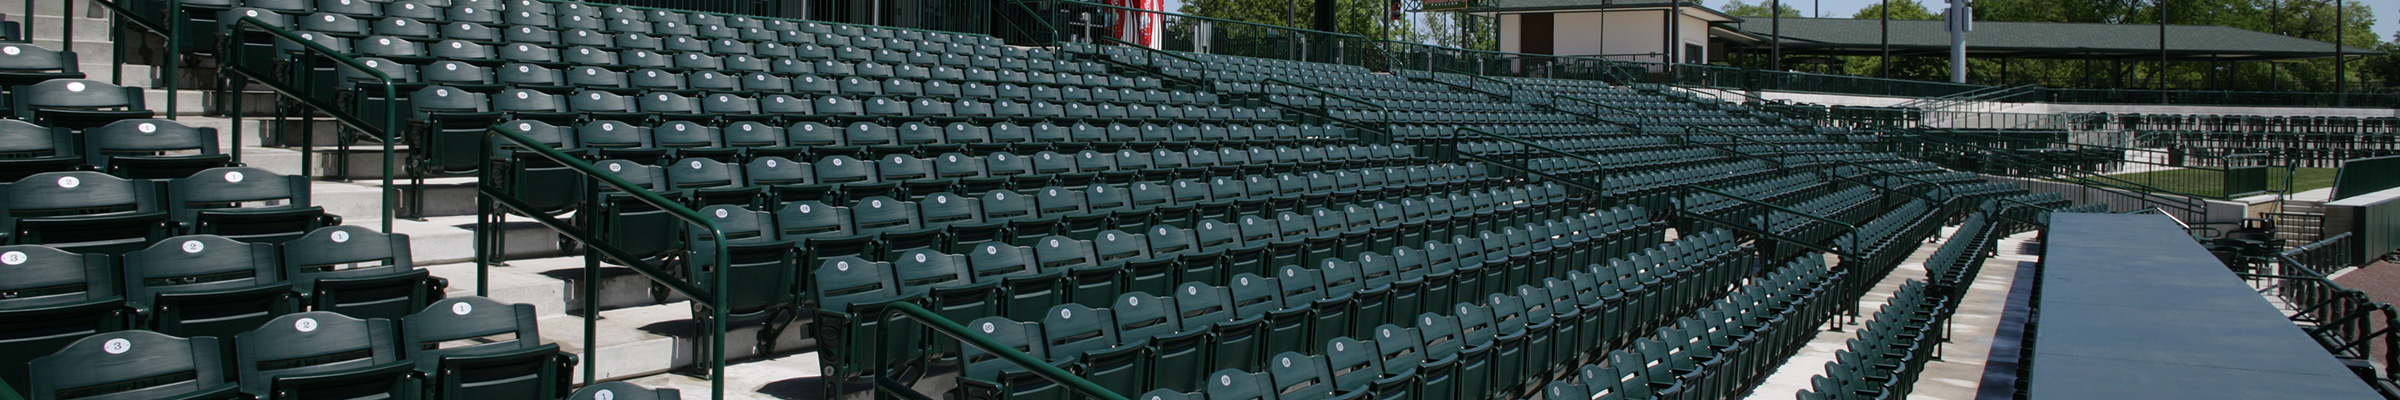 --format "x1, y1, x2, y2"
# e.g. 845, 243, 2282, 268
2100, 167, 2338, 199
